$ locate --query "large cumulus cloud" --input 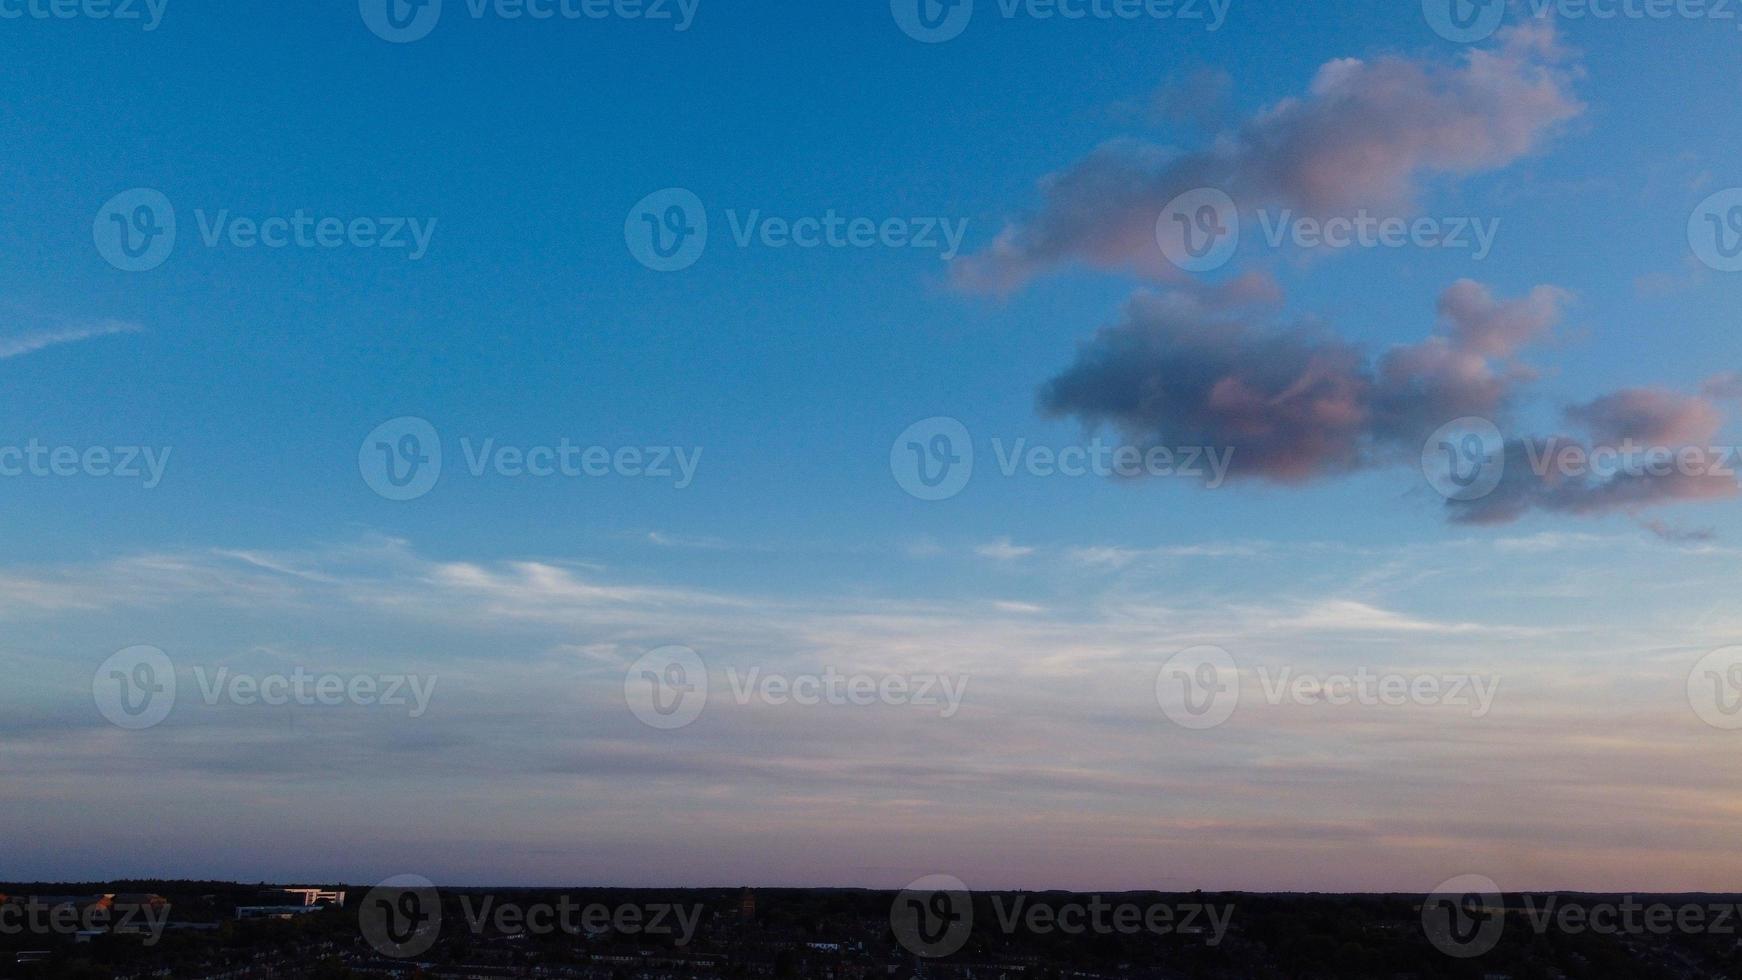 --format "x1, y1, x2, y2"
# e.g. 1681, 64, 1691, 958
1041, 282, 1738, 524
1041, 280, 1568, 483
954, 25, 1583, 291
